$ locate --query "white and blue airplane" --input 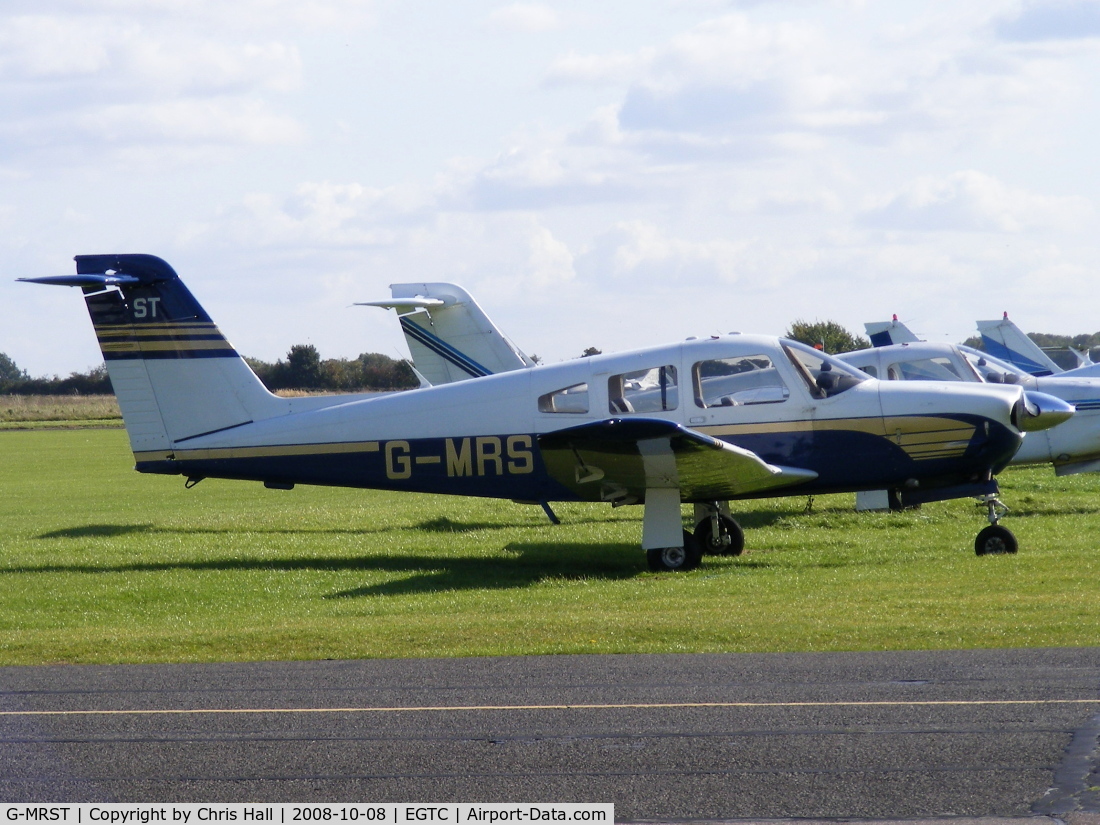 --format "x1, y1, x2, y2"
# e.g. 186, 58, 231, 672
22, 255, 1073, 565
